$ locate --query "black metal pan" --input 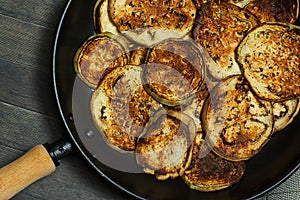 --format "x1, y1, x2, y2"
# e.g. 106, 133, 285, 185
0, 0, 299, 199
